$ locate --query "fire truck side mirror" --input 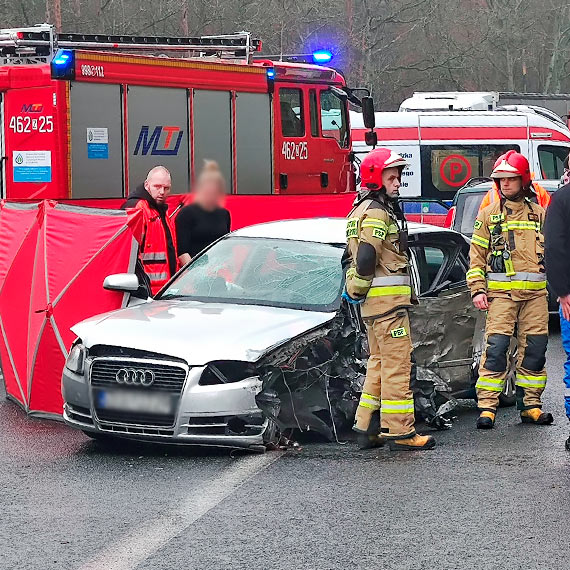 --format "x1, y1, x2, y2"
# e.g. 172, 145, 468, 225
364, 131, 378, 147
362, 97, 376, 129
